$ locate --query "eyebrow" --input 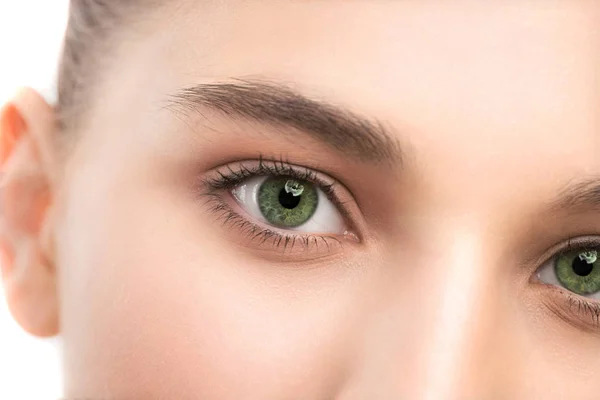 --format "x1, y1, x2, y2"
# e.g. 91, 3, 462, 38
165, 79, 403, 164
549, 177, 600, 213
